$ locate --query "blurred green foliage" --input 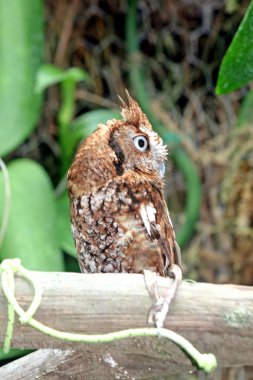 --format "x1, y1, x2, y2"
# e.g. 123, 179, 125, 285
236, 88, 253, 128
0, 159, 64, 270
216, 0, 253, 94
0, 0, 43, 156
